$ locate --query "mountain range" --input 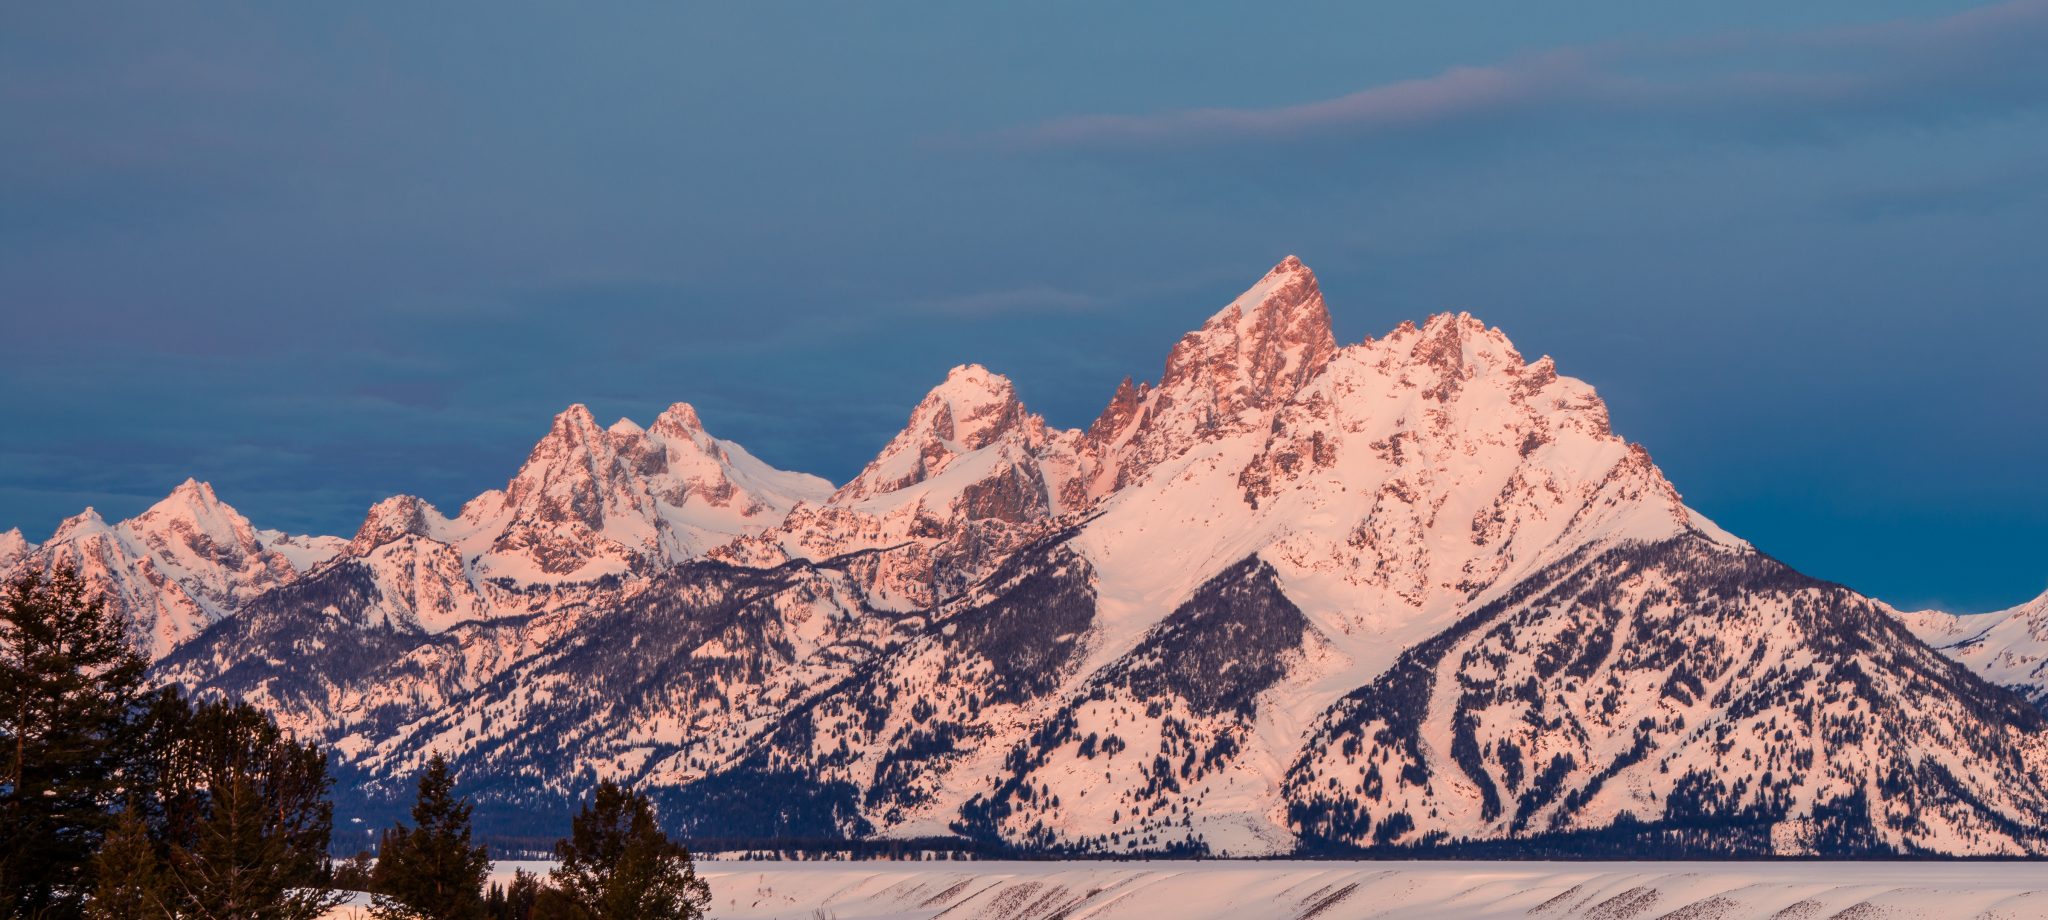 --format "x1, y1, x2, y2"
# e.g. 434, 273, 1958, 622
8, 256, 2047, 857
